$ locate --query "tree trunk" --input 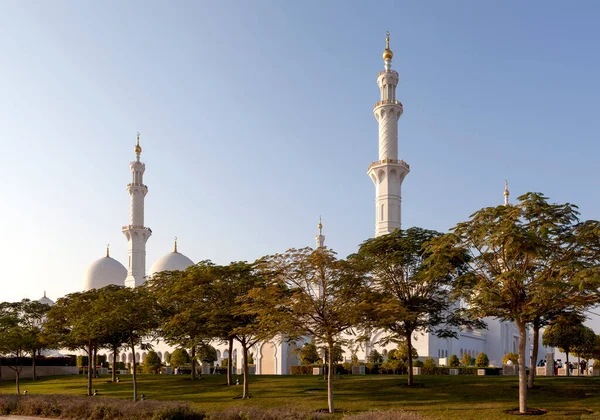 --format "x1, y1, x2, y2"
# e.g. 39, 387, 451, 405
87, 344, 93, 397
327, 340, 334, 414
15, 368, 20, 395
227, 338, 233, 386
191, 346, 197, 381
516, 320, 528, 414
565, 351, 570, 377
528, 325, 539, 389
130, 337, 137, 401
242, 344, 250, 399
407, 332, 414, 386
32, 351, 37, 381
112, 346, 118, 383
